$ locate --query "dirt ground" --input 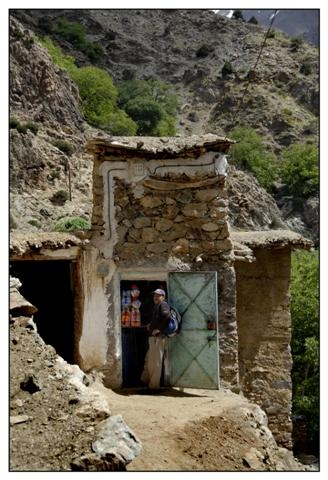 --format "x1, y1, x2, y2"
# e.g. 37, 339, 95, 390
100, 389, 264, 471
10, 313, 316, 473
94, 383, 307, 472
